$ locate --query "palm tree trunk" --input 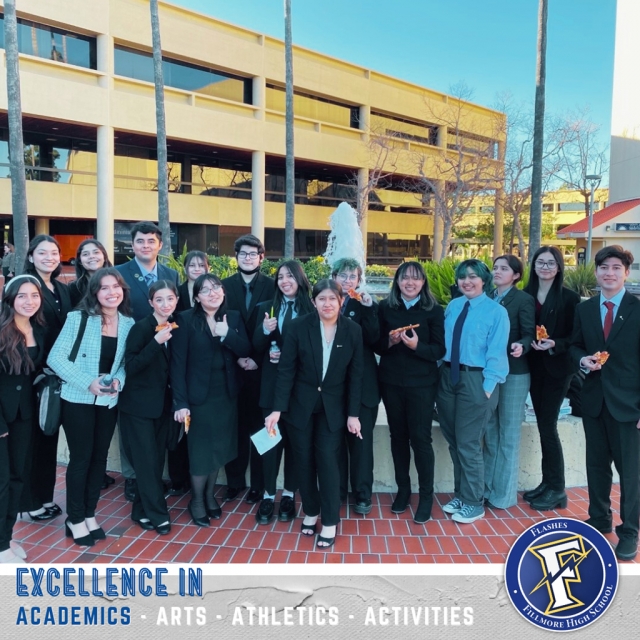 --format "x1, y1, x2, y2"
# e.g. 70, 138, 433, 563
150, 0, 171, 257
4, 0, 29, 275
529, 0, 548, 261
284, 0, 295, 258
